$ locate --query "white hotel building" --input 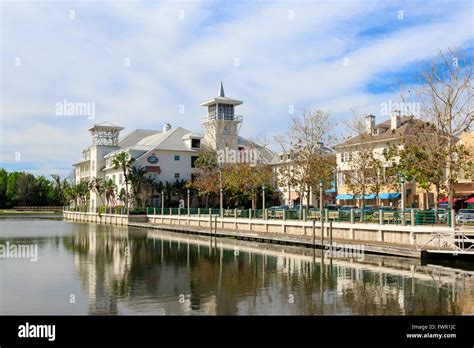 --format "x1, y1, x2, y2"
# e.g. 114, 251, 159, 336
73, 82, 274, 210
